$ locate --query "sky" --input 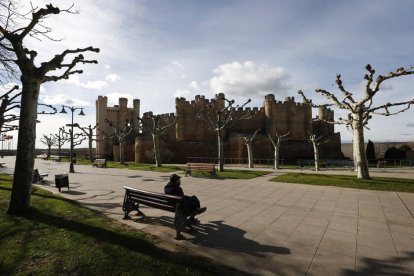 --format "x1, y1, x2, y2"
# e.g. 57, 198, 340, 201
2, 0, 414, 149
